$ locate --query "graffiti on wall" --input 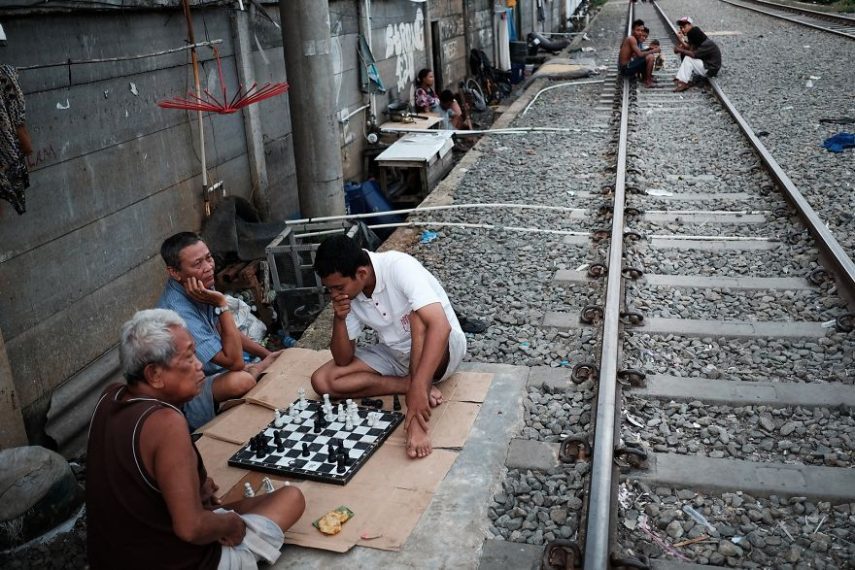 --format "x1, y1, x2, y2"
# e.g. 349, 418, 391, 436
384, 7, 425, 93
